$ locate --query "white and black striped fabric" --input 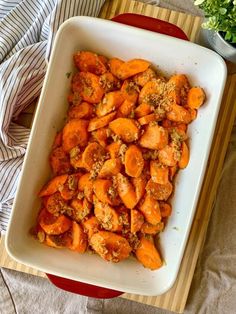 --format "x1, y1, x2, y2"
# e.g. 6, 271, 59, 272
0, 0, 105, 233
